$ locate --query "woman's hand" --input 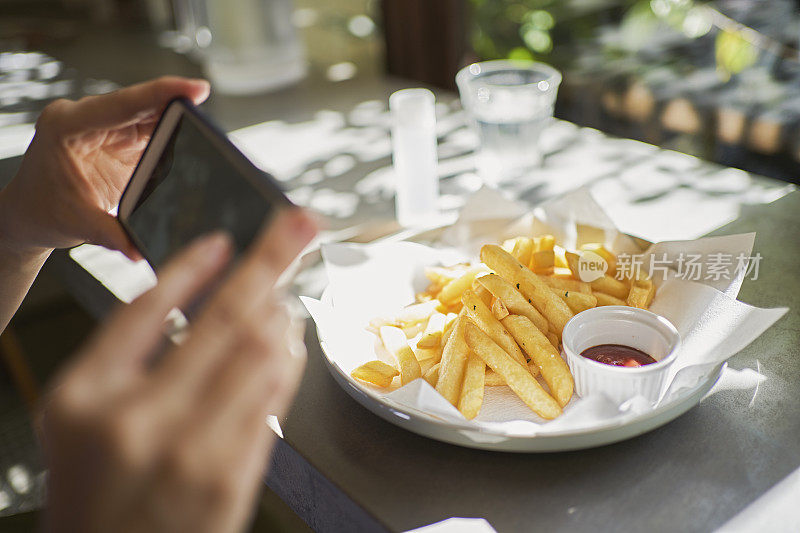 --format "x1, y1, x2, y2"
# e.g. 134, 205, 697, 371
0, 76, 210, 258
40, 208, 316, 533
